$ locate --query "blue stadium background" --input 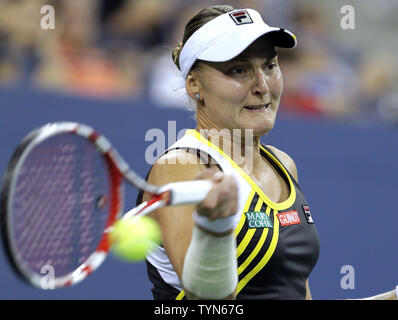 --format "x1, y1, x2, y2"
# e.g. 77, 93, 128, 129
0, 85, 397, 300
